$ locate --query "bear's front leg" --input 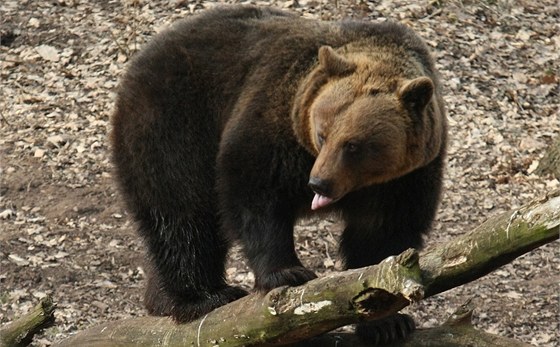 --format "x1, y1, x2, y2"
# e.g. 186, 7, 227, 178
222, 195, 317, 292
254, 262, 318, 292
217, 127, 317, 292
